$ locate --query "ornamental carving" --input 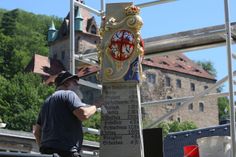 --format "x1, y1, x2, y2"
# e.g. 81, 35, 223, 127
98, 4, 144, 83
